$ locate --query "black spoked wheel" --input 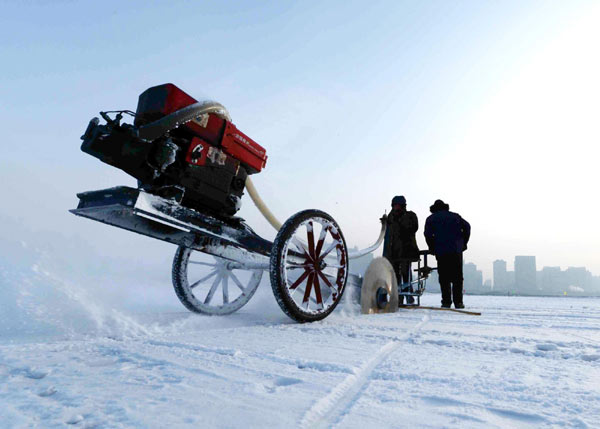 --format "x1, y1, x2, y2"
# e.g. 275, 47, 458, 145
270, 210, 348, 322
172, 246, 262, 315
